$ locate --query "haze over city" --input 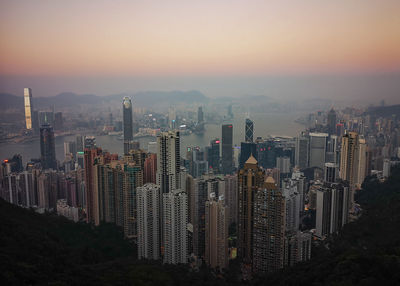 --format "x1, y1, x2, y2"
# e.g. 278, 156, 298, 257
1, 0, 399, 103
1, 1, 400, 285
